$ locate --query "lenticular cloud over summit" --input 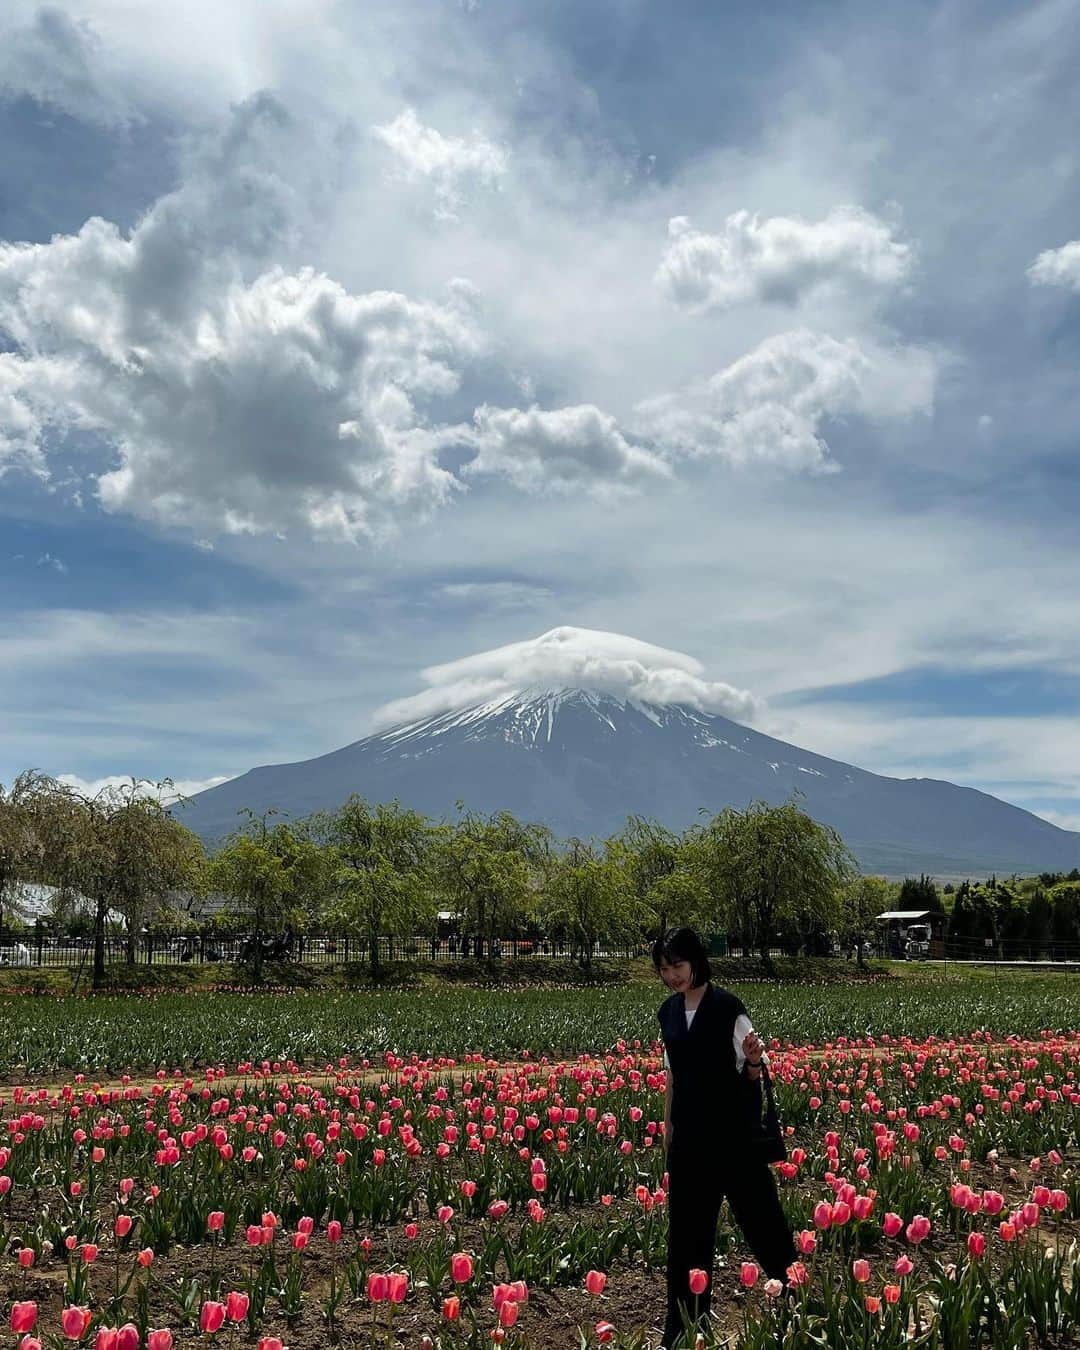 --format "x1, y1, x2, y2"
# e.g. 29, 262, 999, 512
370, 626, 765, 730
